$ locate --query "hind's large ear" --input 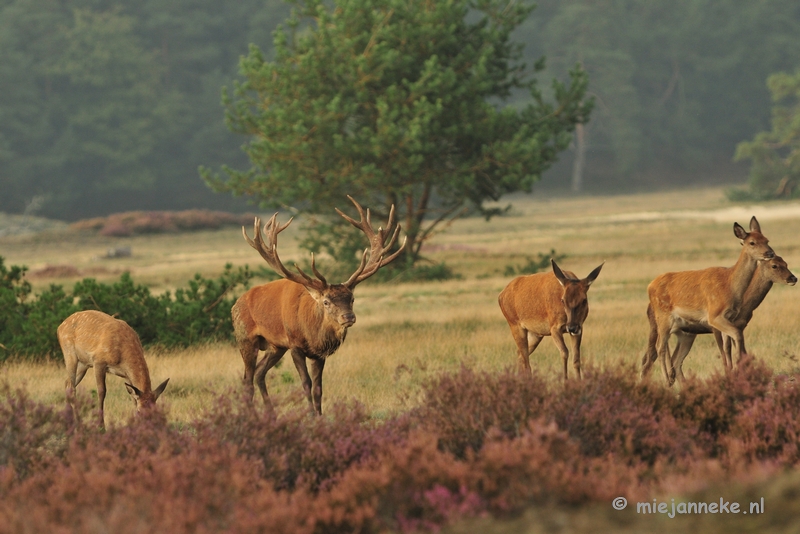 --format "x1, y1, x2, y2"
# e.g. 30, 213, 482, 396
749, 216, 761, 233
551, 259, 568, 287
584, 262, 605, 287
153, 379, 169, 401
733, 222, 748, 240
125, 383, 142, 400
